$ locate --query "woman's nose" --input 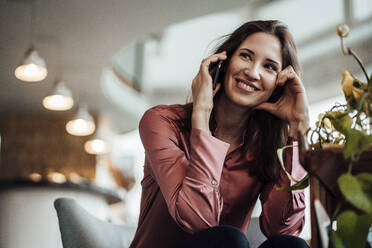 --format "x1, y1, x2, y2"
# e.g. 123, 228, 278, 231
243, 63, 260, 81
